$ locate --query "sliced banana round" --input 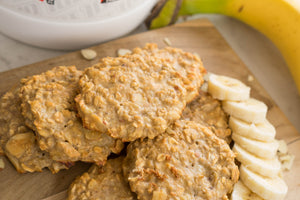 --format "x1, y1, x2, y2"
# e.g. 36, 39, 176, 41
240, 165, 288, 200
231, 180, 264, 200
223, 98, 268, 123
232, 133, 279, 159
233, 144, 281, 178
208, 74, 250, 101
229, 117, 276, 142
